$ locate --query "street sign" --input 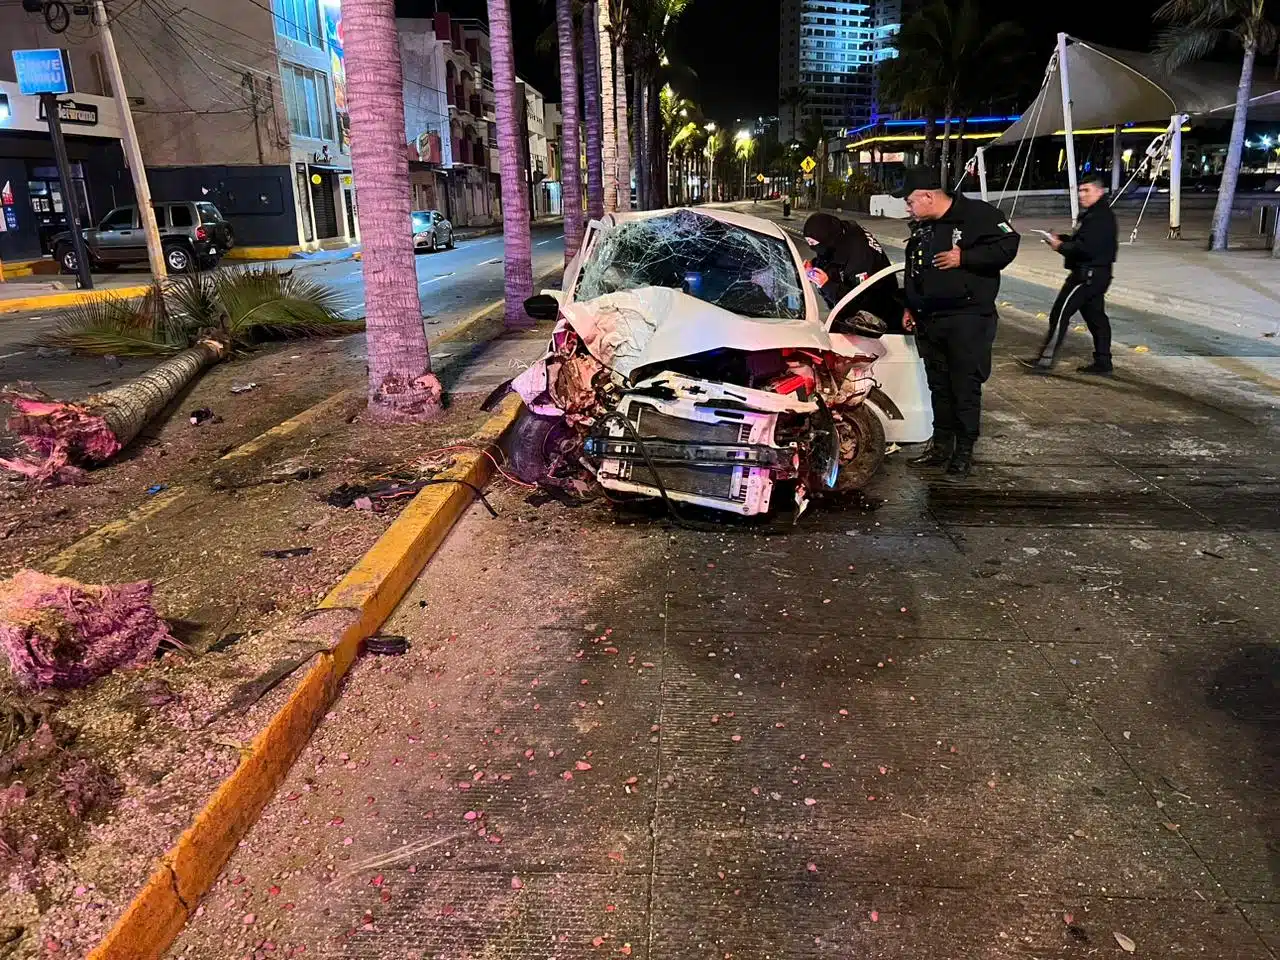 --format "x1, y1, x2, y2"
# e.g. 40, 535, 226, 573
801, 155, 816, 174
755, 173, 765, 183
12, 49, 75, 96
